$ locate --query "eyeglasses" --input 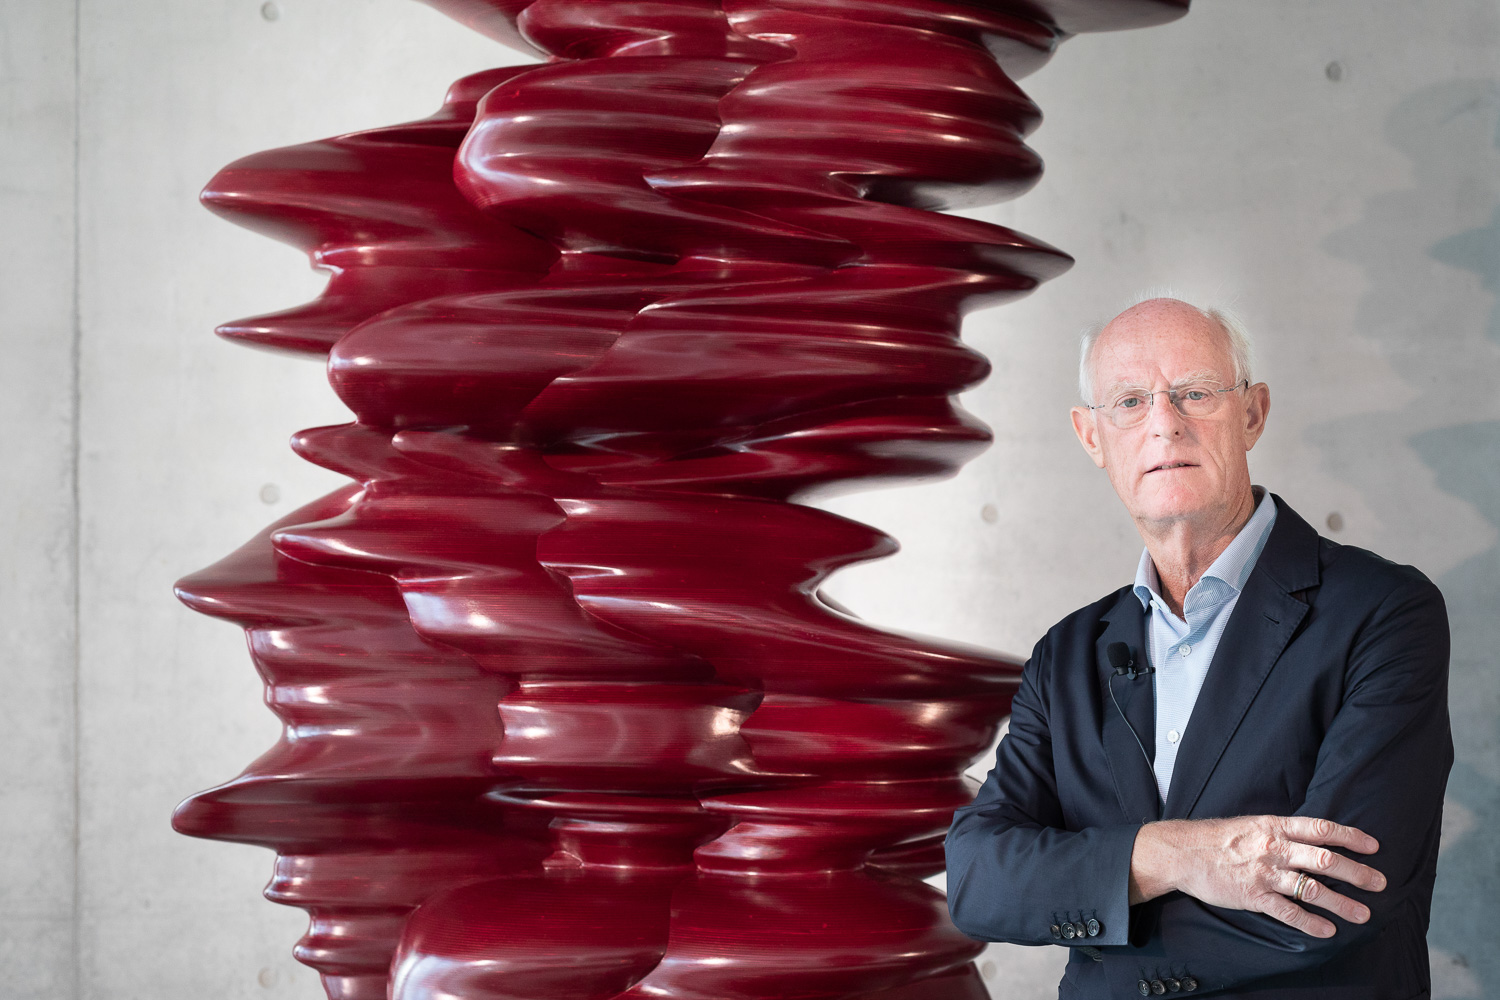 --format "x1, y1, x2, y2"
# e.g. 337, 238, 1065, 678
1087, 380, 1248, 429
